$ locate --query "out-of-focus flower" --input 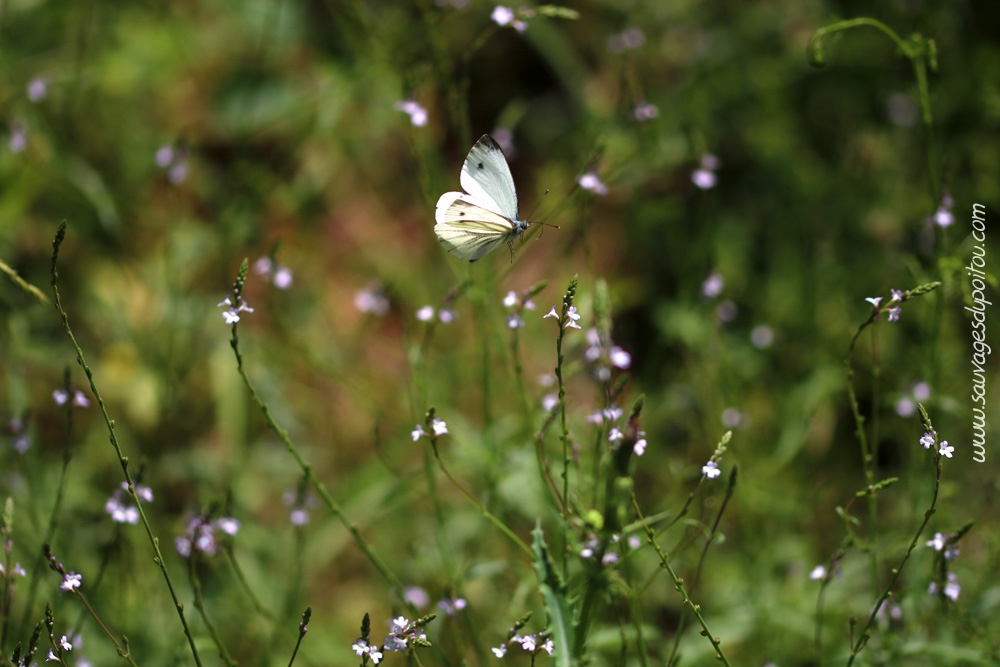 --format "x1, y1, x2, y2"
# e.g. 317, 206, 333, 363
355, 285, 390, 316
27, 77, 48, 103
577, 171, 608, 196
395, 100, 428, 127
